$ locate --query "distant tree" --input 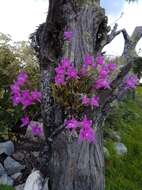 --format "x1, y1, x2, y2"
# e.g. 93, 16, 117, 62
0, 33, 19, 90
14, 40, 40, 89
